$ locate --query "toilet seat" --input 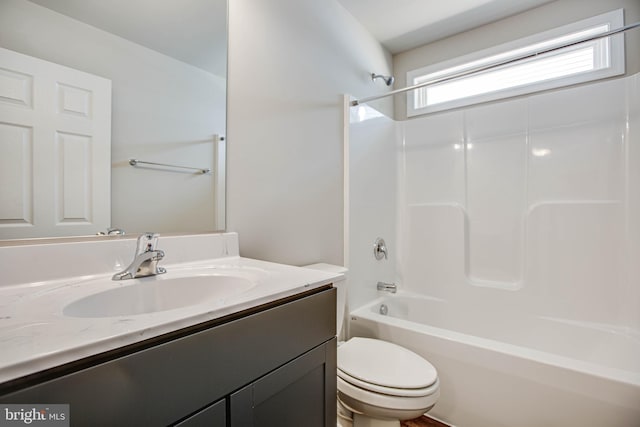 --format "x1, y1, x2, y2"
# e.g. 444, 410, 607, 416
337, 337, 438, 392
338, 368, 437, 397
337, 375, 440, 412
